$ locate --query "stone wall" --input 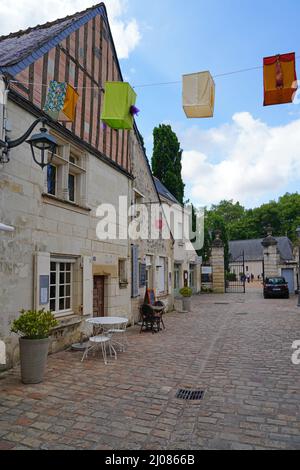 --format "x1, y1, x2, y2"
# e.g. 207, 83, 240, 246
0, 101, 131, 369
130, 134, 174, 321
211, 242, 225, 294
